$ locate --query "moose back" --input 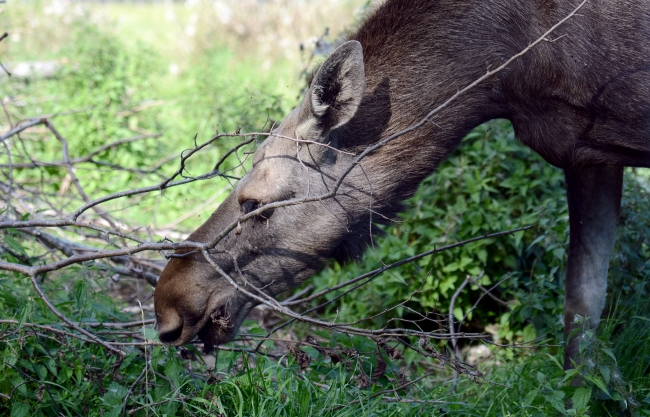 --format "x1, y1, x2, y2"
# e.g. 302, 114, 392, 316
154, 0, 650, 369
